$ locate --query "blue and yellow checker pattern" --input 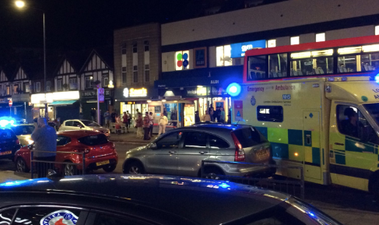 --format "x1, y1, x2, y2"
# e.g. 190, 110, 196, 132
256, 127, 321, 166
